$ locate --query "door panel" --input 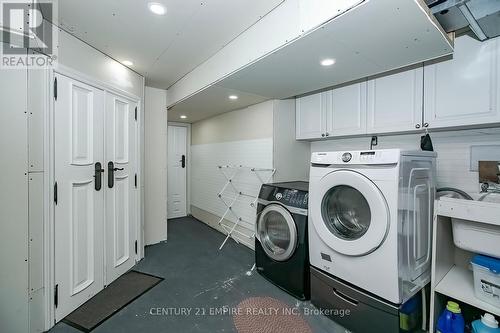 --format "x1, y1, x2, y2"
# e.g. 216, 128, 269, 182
296, 92, 328, 139
424, 35, 500, 128
55, 74, 105, 321
167, 126, 187, 219
367, 67, 423, 133
329, 82, 367, 136
105, 93, 137, 284
70, 180, 96, 295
